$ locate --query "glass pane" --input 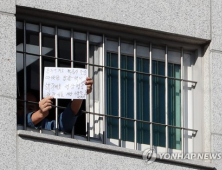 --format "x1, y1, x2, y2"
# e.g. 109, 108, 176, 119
168, 63, 181, 150
42, 26, 55, 57
121, 54, 134, 142
74, 41, 86, 67
26, 23, 39, 55
121, 119, 134, 142
107, 117, 119, 139
42, 57, 55, 75
26, 55, 40, 101
152, 72, 165, 147
152, 76, 165, 124
169, 127, 181, 150
137, 58, 149, 73
152, 60, 165, 76
152, 60, 165, 129
107, 52, 118, 68
17, 54, 40, 126
121, 55, 133, 70
26, 54, 39, 126
17, 52, 24, 125
153, 125, 166, 147
137, 122, 150, 144
58, 60, 71, 68
137, 58, 150, 144
107, 52, 118, 139
121, 70, 134, 119
17, 53, 24, 91
58, 29, 70, 60
168, 63, 181, 126
16, 21, 24, 52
